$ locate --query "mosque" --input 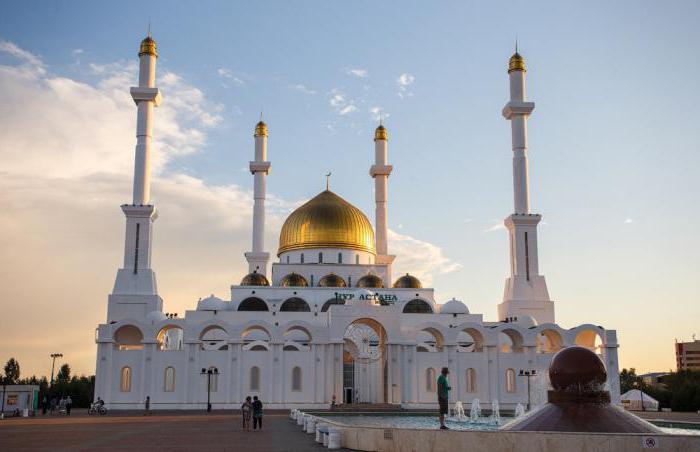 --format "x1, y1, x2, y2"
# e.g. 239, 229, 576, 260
93, 36, 621, 410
